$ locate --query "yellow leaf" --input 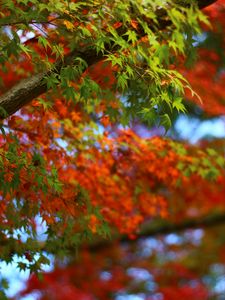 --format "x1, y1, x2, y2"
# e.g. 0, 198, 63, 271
63, 20, 74, 31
